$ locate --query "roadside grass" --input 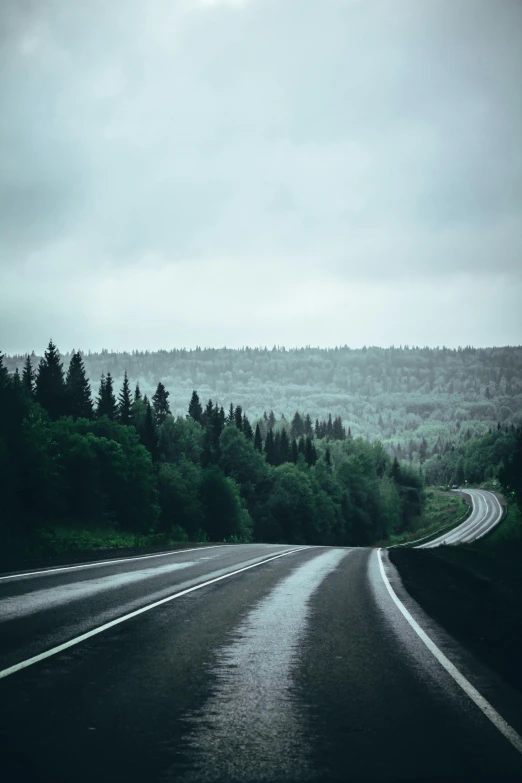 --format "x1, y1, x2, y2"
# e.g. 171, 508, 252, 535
389, 499, 522, 693
0, 523, 211, 574
382, 488, 470, 547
